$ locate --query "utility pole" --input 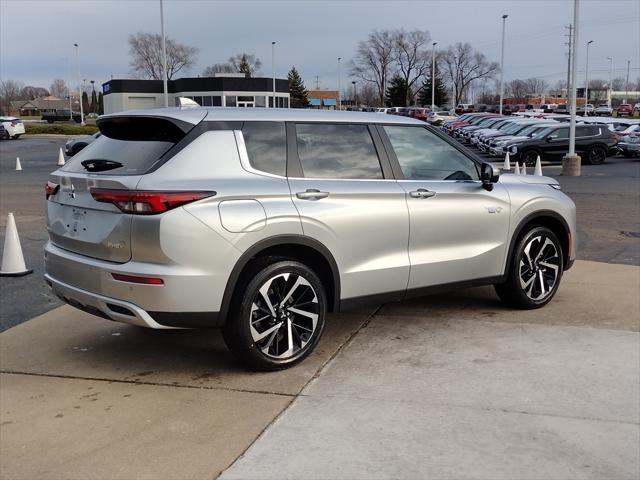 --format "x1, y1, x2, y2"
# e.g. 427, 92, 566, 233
499, 14, 508, 115
159, 0, 168, 107
315, 76, 320, 90
73, 43, 84, 125
565, 24, 573, 105
563, 0, 580, 176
